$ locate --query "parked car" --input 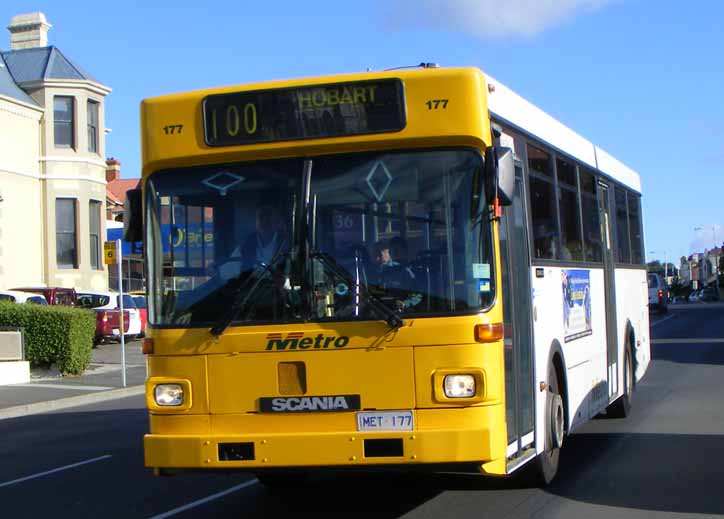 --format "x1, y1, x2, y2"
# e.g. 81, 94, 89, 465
77, 291, 141, 343
0, 290, 48, 305
670, 295, 687, 305
11, 286, 77, 306
647, 273, 668, 313
688, 289, 703, 302
129, 291, 147, 337
699, 287, 720, 302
